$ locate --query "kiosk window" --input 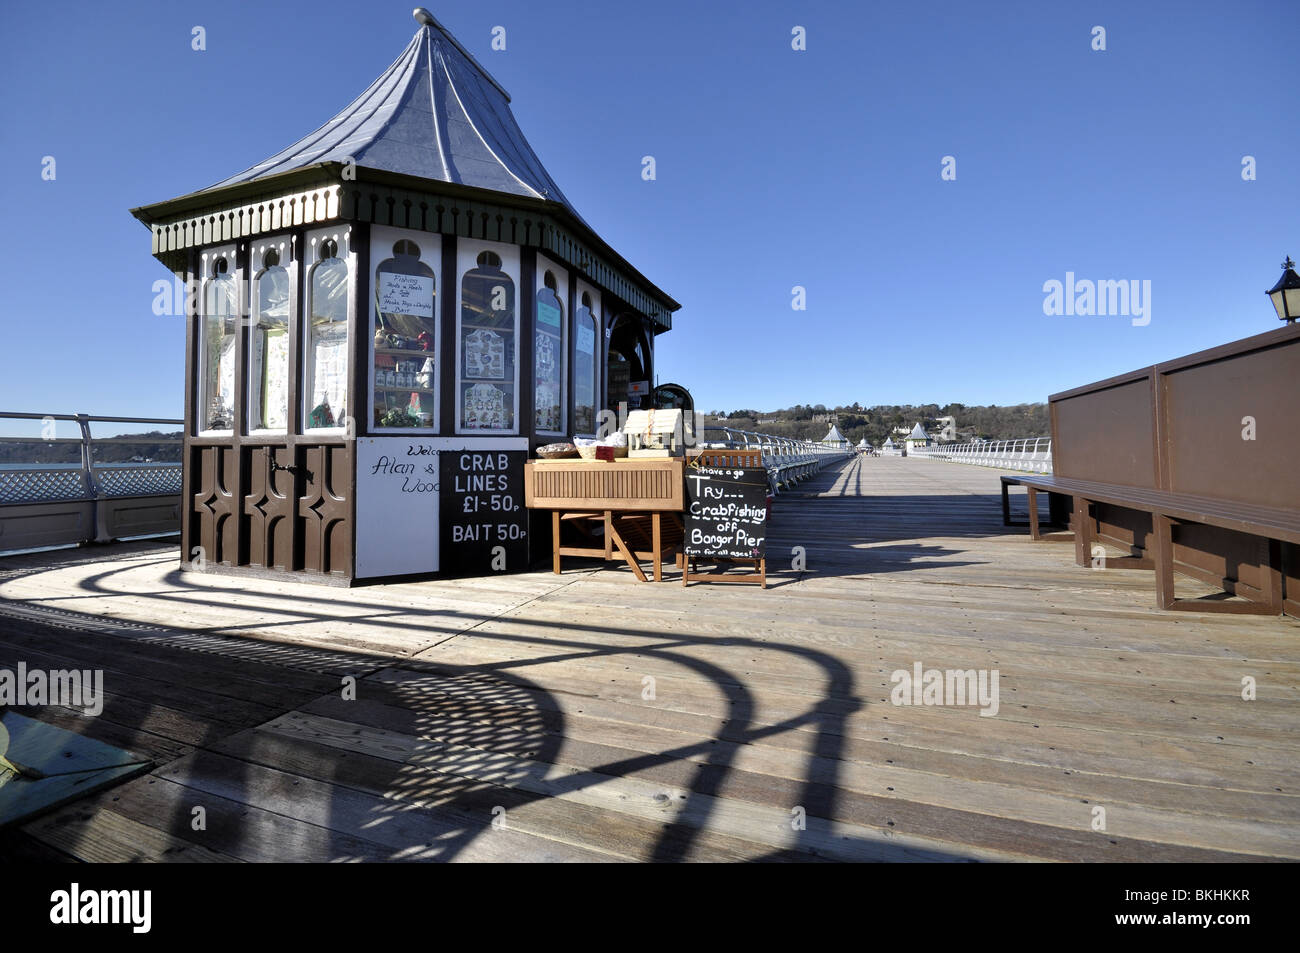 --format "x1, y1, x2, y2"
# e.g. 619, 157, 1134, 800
250, 245, 291, 431
373, 239, 437, 430
200, 255, 238, 432
535, 272, 565, 435
574, 294, 597, 436
458, 251, 516, 432
305, 237, 349, 430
